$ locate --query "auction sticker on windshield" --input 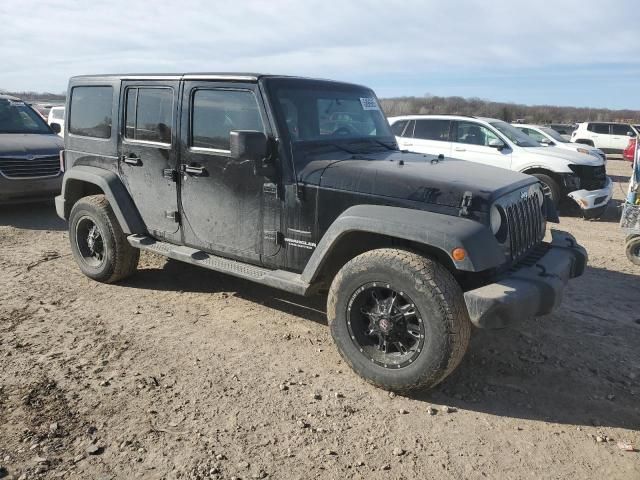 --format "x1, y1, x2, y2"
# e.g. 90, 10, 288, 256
360, 97, 380, 111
